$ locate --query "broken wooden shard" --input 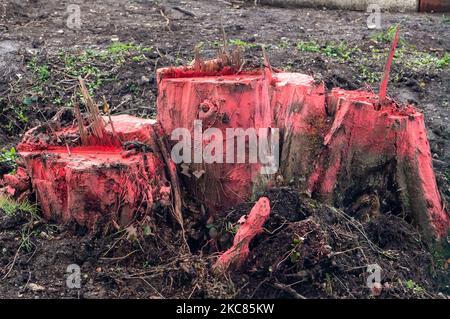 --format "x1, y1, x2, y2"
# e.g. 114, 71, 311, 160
213, 197, 271, 273
78, 76, 105, 141
379, 24, 400, 103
